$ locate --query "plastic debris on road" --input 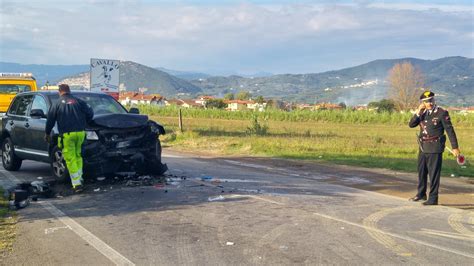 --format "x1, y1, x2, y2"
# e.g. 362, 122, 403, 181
8, 189, 30, 210
201, 175, 213, 181
226, 242, 235, 246
208, 195, 225, 202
